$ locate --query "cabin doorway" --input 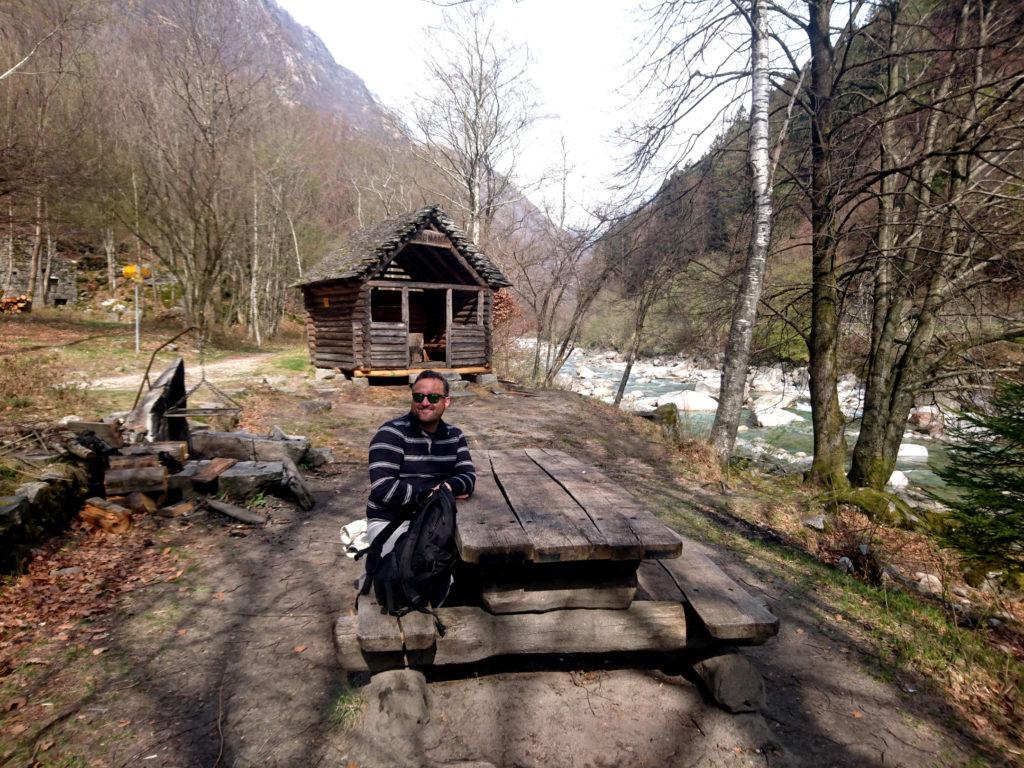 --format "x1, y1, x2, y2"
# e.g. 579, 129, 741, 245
407, 289, 447, 367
